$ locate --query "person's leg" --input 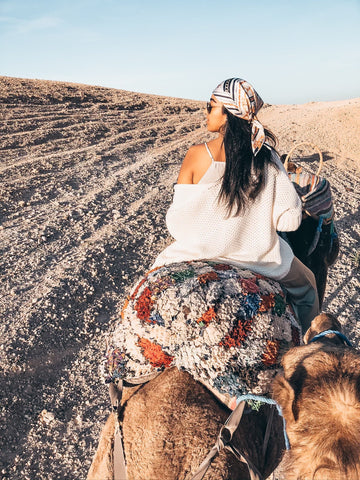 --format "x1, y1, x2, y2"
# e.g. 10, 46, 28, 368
280, 257, 320, 332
